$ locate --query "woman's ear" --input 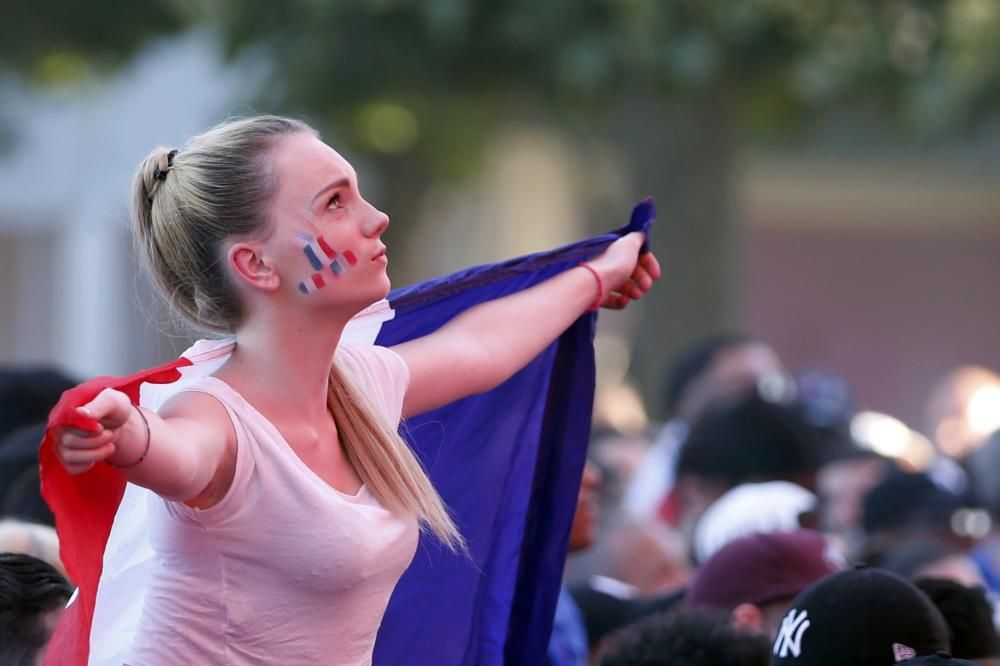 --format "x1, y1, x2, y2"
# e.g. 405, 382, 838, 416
228, 242, 280, 292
